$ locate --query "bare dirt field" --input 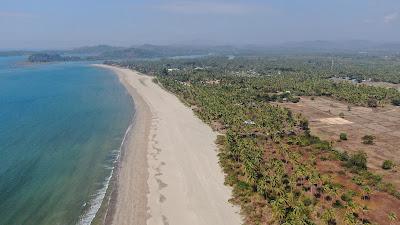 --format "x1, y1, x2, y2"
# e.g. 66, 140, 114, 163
278, 97, 400, 188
